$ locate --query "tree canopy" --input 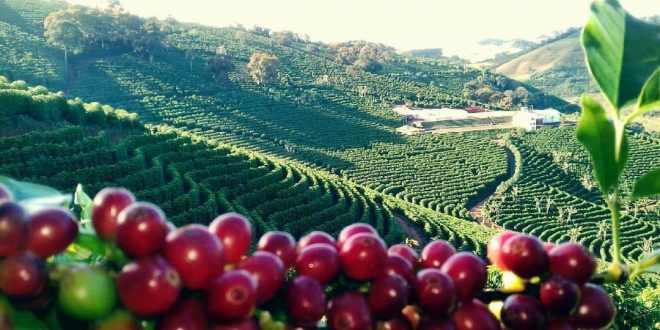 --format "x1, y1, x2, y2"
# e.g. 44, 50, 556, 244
207, 46, 234, 82
43, 5, 172, 66
247, 52, 279, 85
